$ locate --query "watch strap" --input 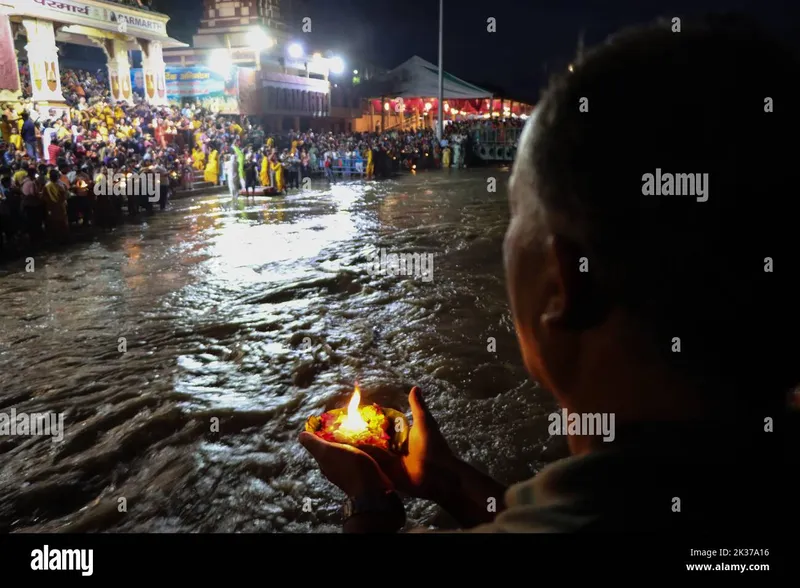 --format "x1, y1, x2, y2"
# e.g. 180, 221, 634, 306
343, 490, 404, 521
